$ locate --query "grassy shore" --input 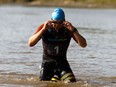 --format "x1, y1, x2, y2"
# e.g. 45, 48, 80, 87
27, 0, 116, 8
1, 0, 116, 8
